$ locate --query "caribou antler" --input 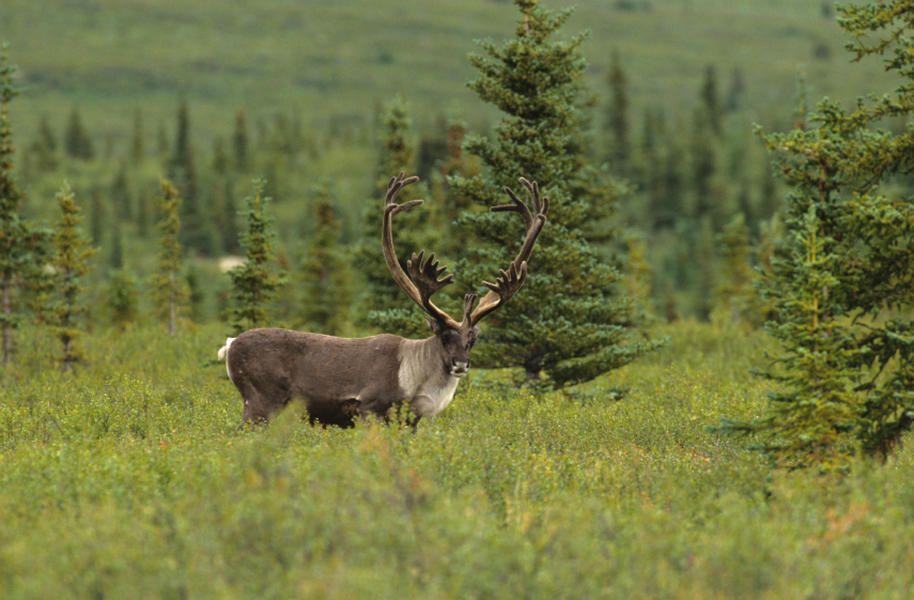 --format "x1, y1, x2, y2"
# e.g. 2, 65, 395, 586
468, 177, 549, 325
382, 173, 462, 328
